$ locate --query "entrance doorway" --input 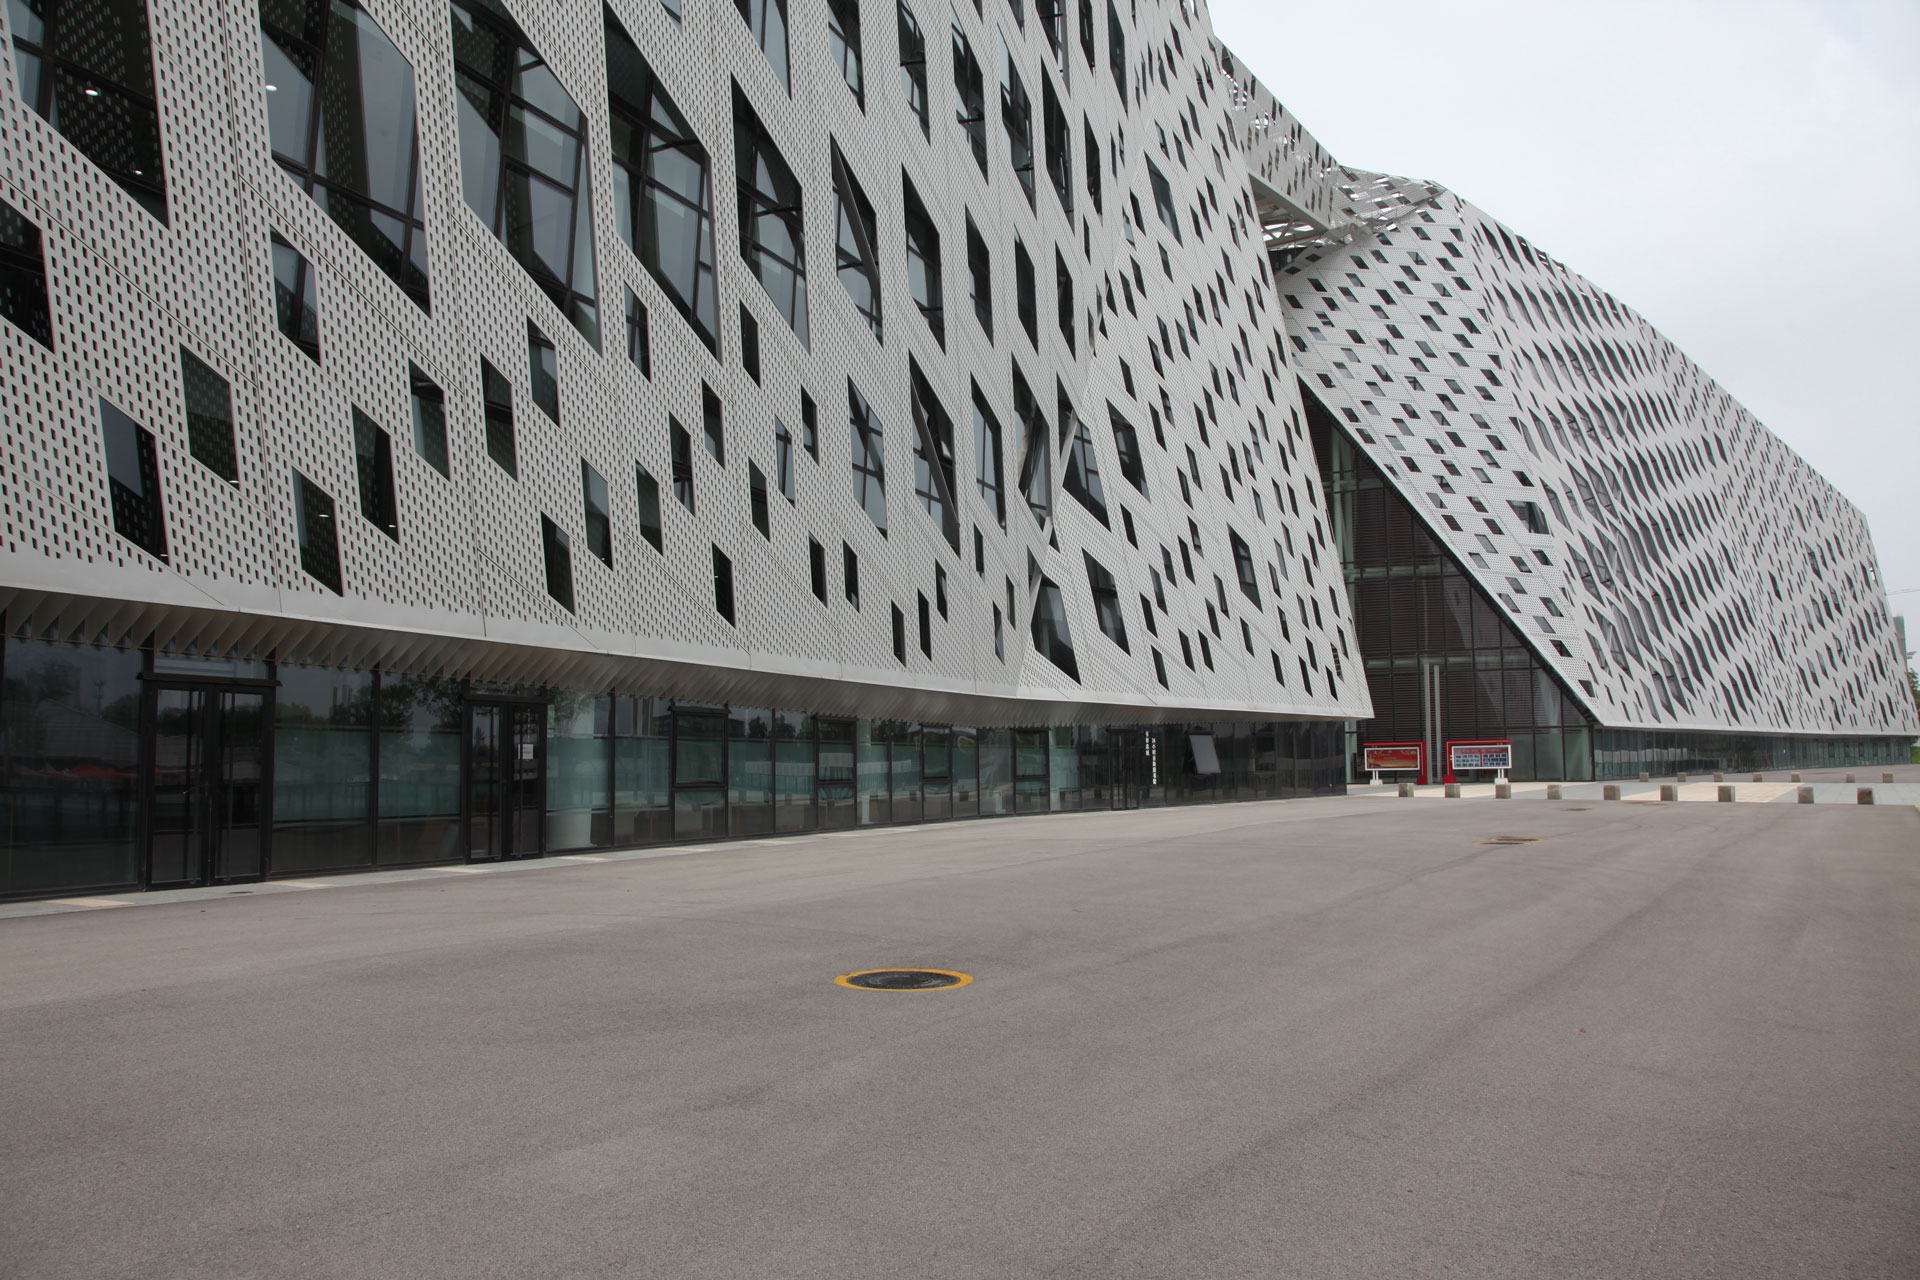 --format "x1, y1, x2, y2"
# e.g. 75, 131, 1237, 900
143, 684, 269, 887
466, 701, 545, 861
1108, 729, 1145, 809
